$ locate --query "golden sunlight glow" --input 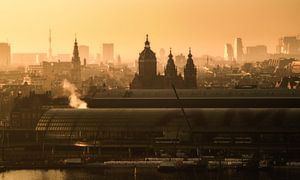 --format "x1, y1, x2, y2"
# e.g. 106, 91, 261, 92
0, 0, 299, 58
